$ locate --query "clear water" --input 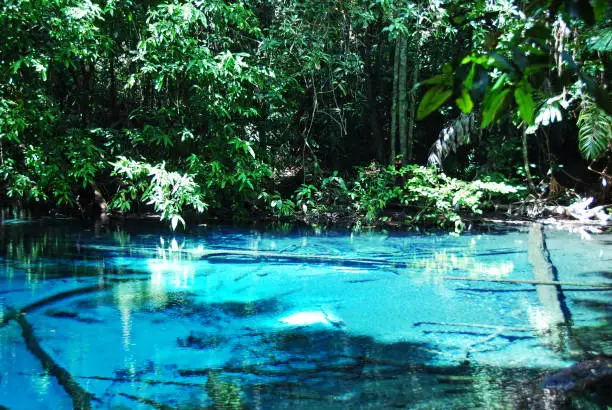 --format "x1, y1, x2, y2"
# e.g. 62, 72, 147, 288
0, 219, 610, 409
